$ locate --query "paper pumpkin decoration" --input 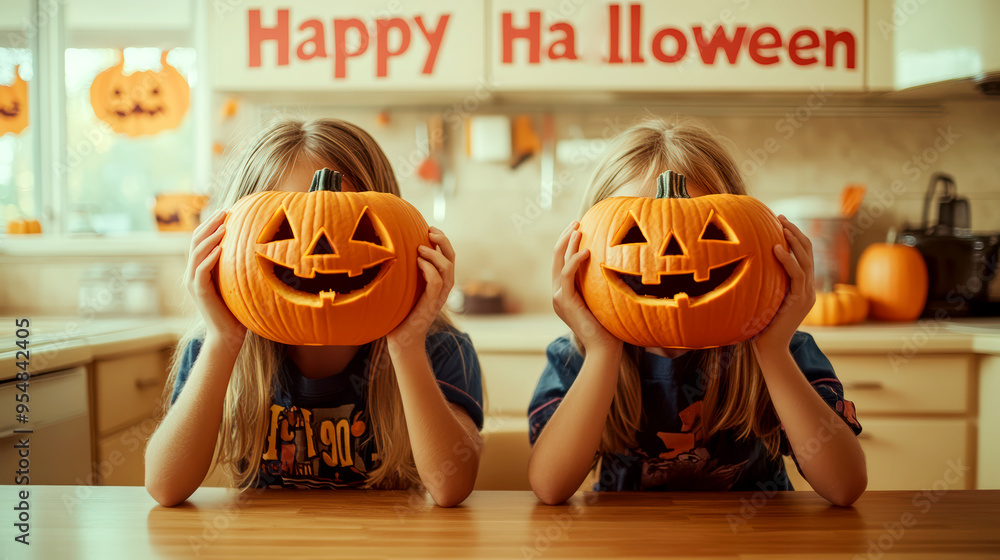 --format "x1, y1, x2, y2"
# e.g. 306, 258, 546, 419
578, 171, 789, 349
856, 232, 928, 322
90, 52, 189, 138
0, 66, 28, 136
218, 169, 430, 346
803, 283, 868, 326
153, 193, 209, 232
